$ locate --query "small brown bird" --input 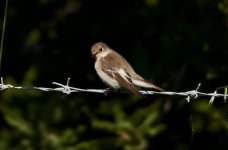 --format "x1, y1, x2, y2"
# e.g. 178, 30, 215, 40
91, 42, 164, 97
